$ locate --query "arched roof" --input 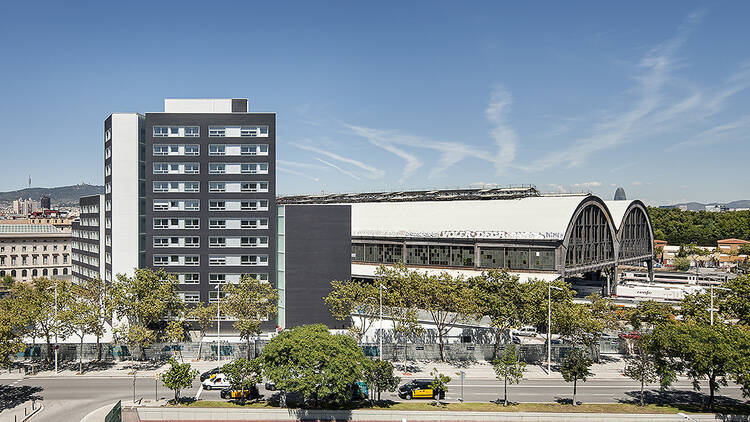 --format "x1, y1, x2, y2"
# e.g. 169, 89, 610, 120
346, 195, 597, 241
604, 200, 653, 232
